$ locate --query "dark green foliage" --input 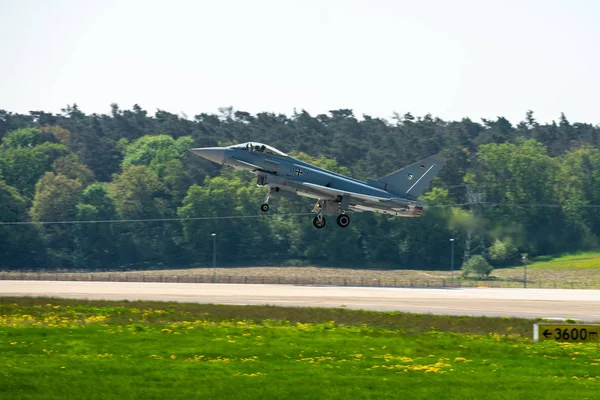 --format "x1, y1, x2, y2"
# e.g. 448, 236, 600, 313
0, 180, 46, 268
52, 154, 95, 184
2, 106, 600, 270
73, 183, 120, 268
487, 239, 520, 266
0, 128, 69, 197
462, 255, 493, 278
29, 172, 84, 266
